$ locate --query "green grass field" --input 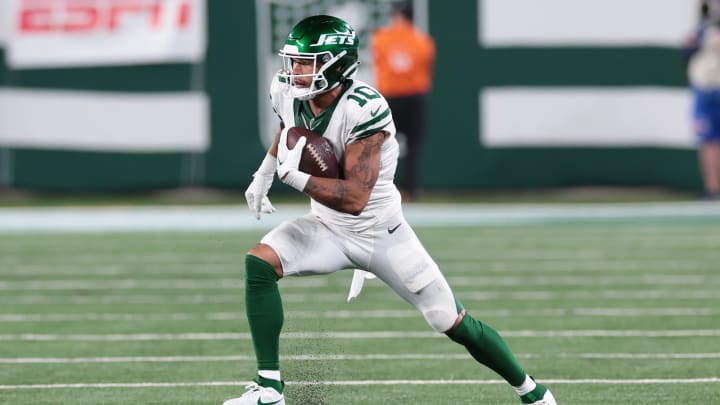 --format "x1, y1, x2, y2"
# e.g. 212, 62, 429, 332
1, 206, 719, 404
